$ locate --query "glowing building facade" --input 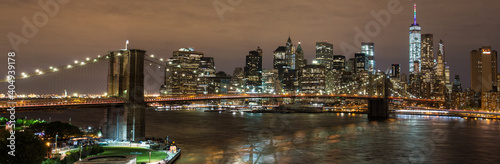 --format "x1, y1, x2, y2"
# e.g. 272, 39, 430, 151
409, 3, 421, 73
361, 42, 375, 74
